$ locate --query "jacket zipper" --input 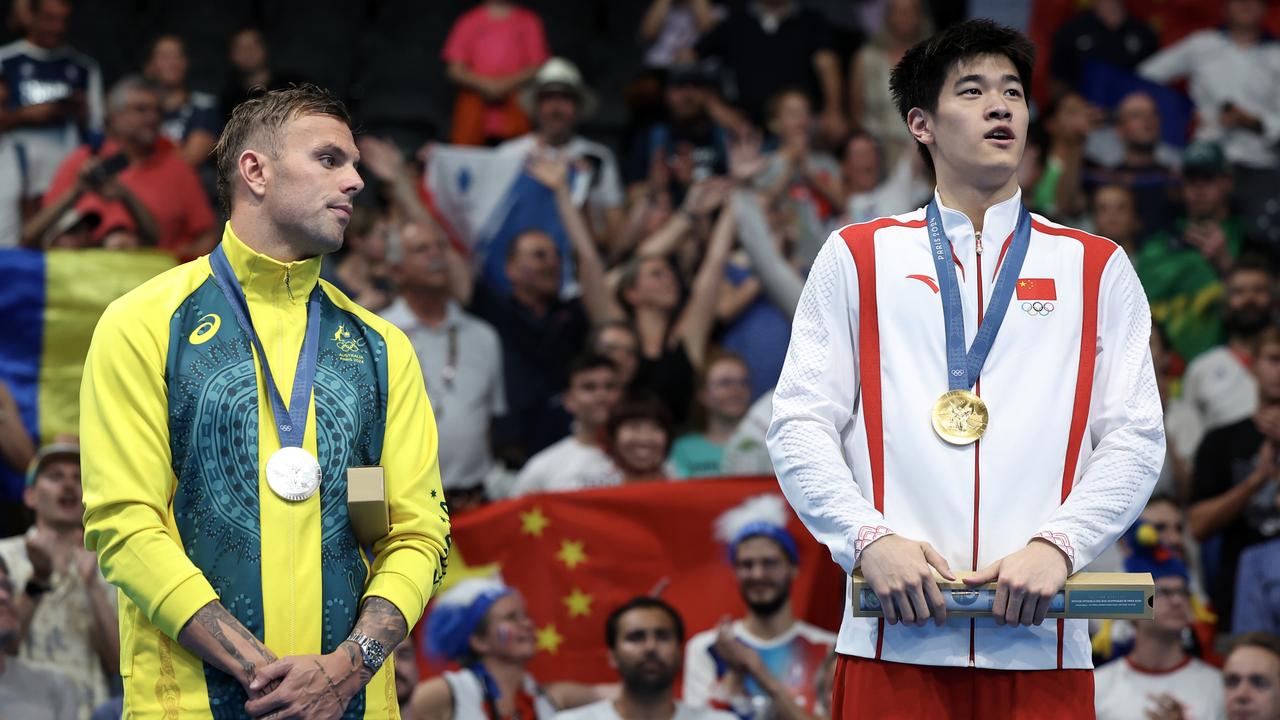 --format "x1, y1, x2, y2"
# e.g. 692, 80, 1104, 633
280, 267, 298, 653
970, 230, 984, 668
